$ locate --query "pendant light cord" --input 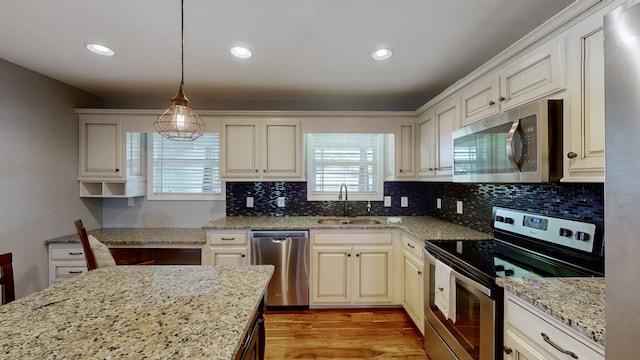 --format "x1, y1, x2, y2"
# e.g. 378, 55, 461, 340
181, 0, 184, 85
